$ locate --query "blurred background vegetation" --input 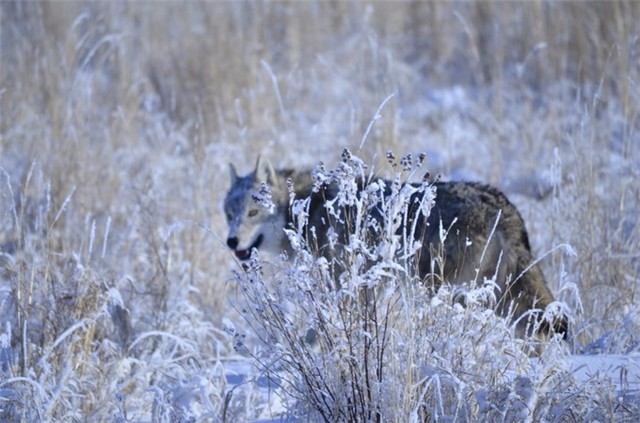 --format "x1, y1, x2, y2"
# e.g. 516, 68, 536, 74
1, 1, 639, 419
